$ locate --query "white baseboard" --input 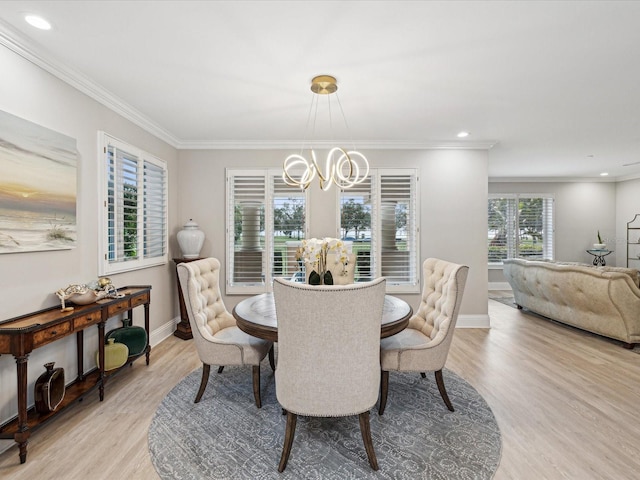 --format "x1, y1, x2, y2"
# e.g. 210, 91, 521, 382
456, 314, 490, 328
488, 282, 512, 291
150, 316, 179, 347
